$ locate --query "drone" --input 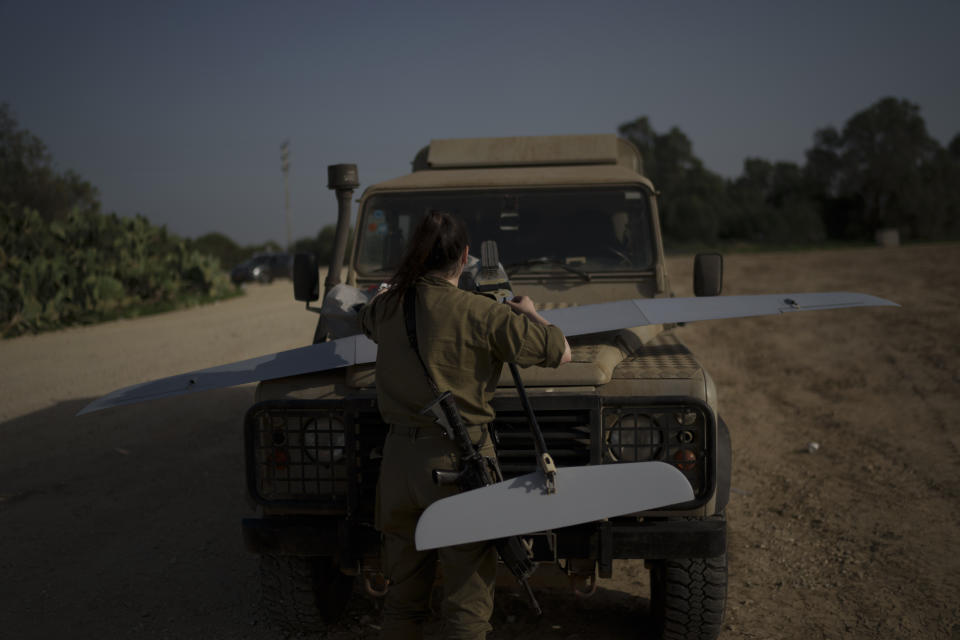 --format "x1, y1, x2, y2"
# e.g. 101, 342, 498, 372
79, 271, 896, 549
